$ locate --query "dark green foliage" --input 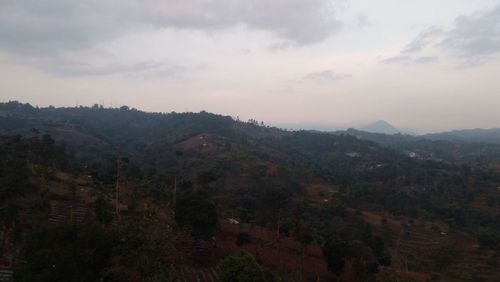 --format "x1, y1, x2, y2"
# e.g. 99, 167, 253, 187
108, 218, 171, 281
132, 179, 170, 201
175, 190, 218, 239
14, 223, 117, 282
2, 102, 500, 280
429, 244, 461, 271
94, 196, 112, 224
218, 252, 265, 282
478, 228, 500, 249
323, 236, 348, 275
322, 217, 387, 279
323, 236, 380, 281
197, 169, 219, 189
1, 200, 21, 229
377, 275, 418, 282
0, 151, 31, 200
347, 240, 379, 281
0, 137, 36, 227
262, 186, 290, 210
